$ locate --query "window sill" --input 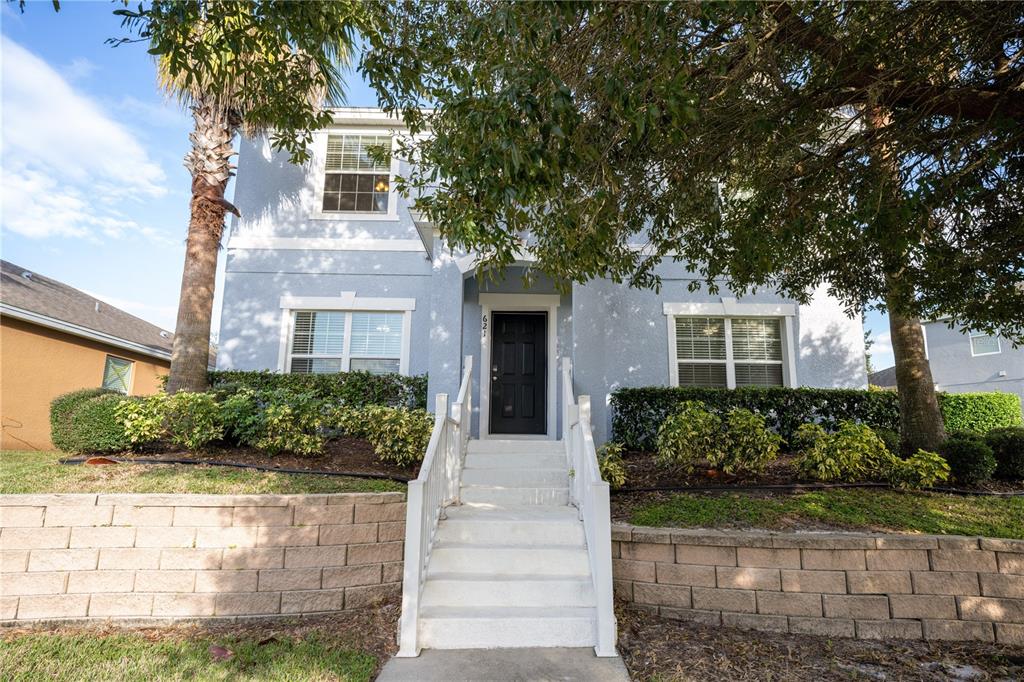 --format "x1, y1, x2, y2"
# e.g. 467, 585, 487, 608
310, 211, 401, 222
